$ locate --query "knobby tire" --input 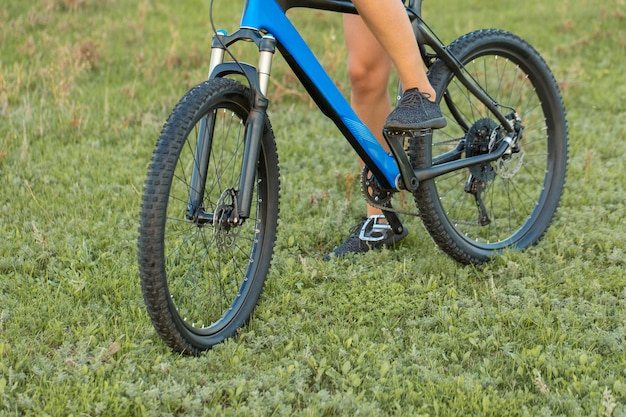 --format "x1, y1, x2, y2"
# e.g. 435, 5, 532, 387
138, 78, 280, 354
412, 30, 568, 264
